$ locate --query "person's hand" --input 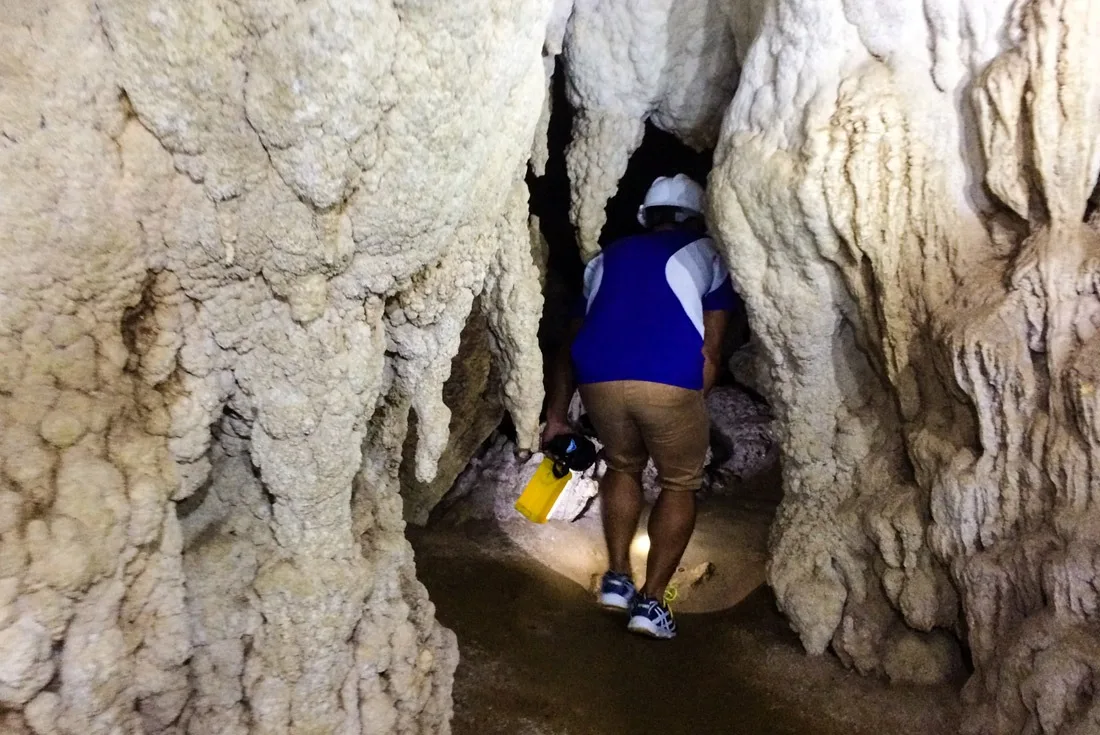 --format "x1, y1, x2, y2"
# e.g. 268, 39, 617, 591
541, 417, 571, 449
